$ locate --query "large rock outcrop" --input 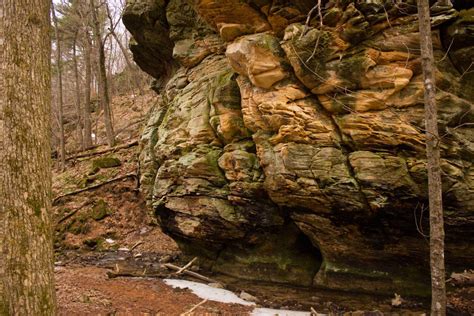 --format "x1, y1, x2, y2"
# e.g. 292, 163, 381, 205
124, 0, 474, 295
